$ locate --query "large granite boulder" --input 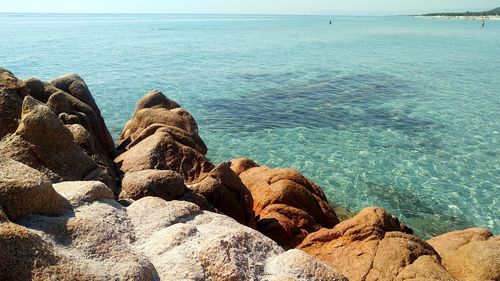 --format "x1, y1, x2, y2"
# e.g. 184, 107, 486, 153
118, 90, 206, 154
298, 207, 455, 281
428, 228, 500, 281
53, 181, 115, 207
0, 222, 98, 281
0, 157, 68, 221
232, 158, 339, 248
6, 180, 345, 280
189, 162, 256, 228
127, 197, 346, 281
115, 131, 214, 183
0, 68, 24, 138
0, 96, 115, 189
49, 73, 115, 152
119, 169, 186, 201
